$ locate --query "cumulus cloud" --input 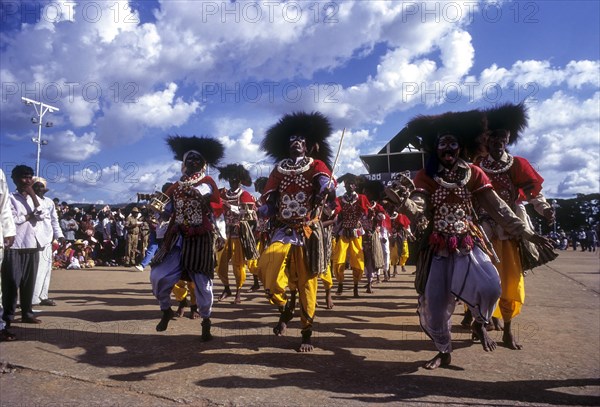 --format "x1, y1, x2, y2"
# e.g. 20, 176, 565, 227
512, 92, 600, 197
1, 0, 598, 202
